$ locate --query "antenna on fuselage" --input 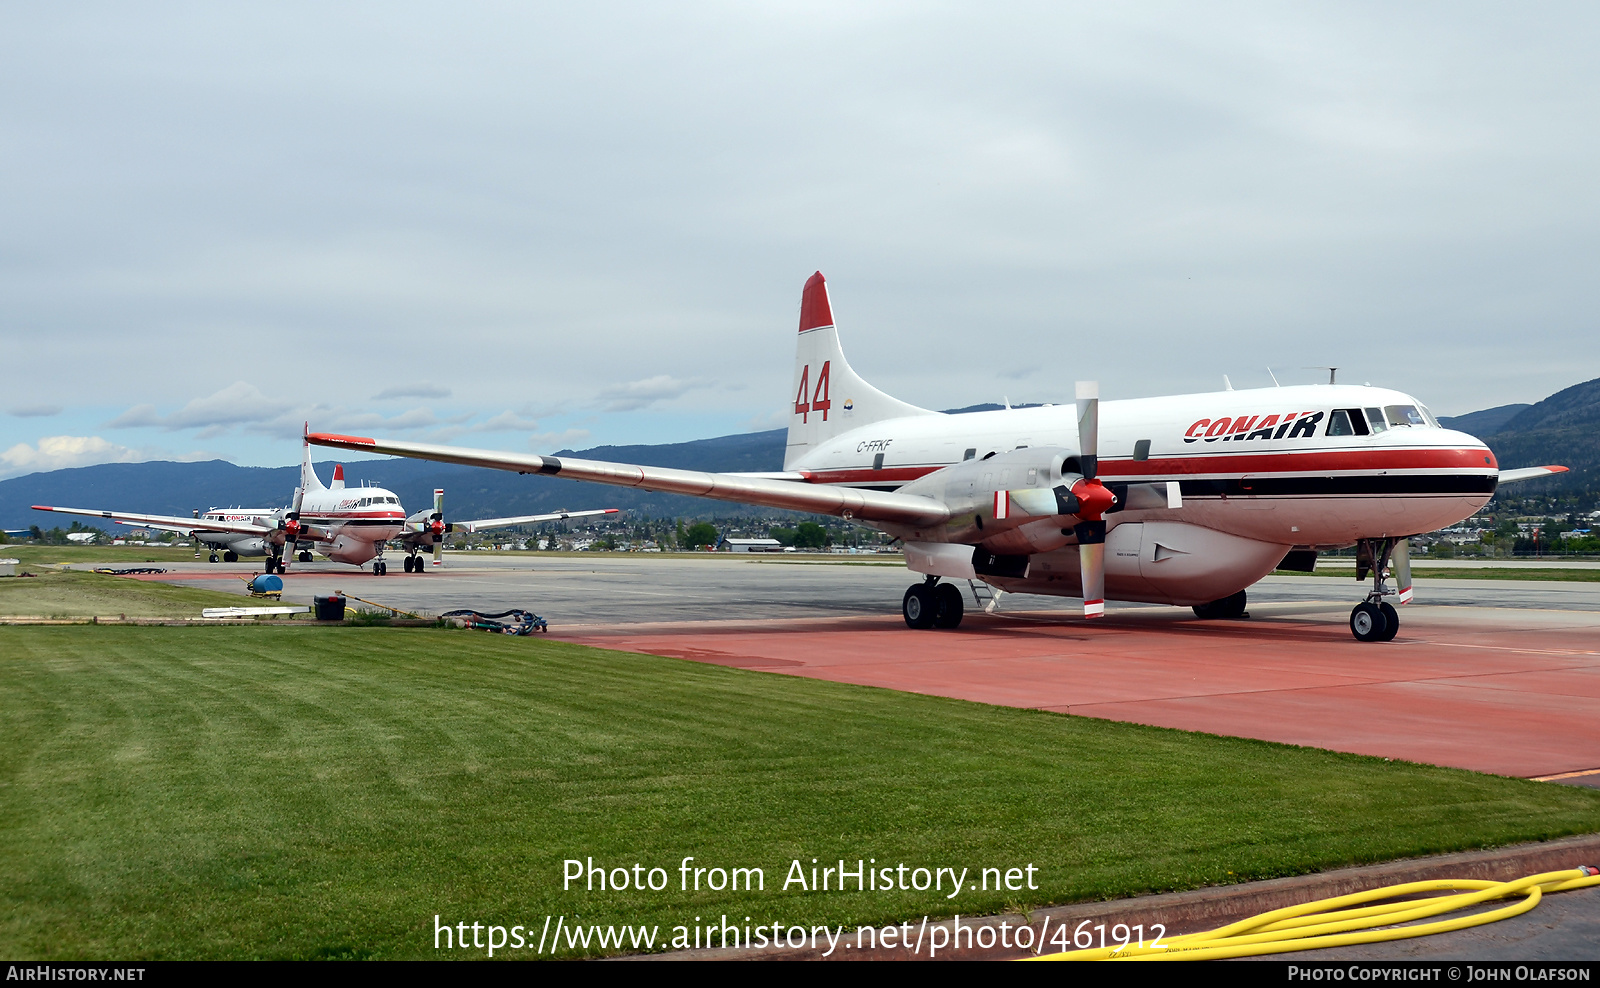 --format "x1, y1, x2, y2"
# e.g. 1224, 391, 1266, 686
1223, 375, 1234, 391
1305, 366, 1338, 385
1267, 367, 1281, 387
